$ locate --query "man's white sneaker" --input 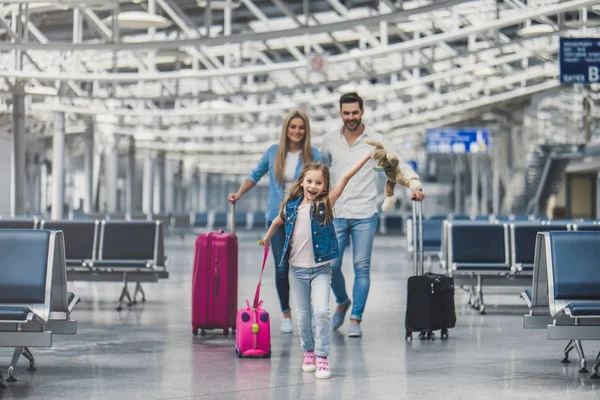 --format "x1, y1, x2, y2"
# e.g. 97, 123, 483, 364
280, 317, 293, 334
